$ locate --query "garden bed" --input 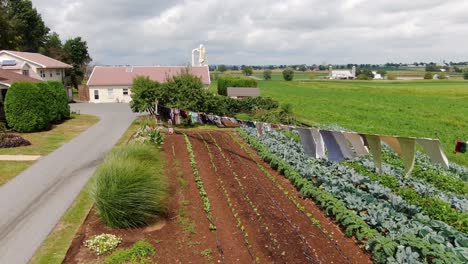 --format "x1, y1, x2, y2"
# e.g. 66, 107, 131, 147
63, 131, 371, 263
